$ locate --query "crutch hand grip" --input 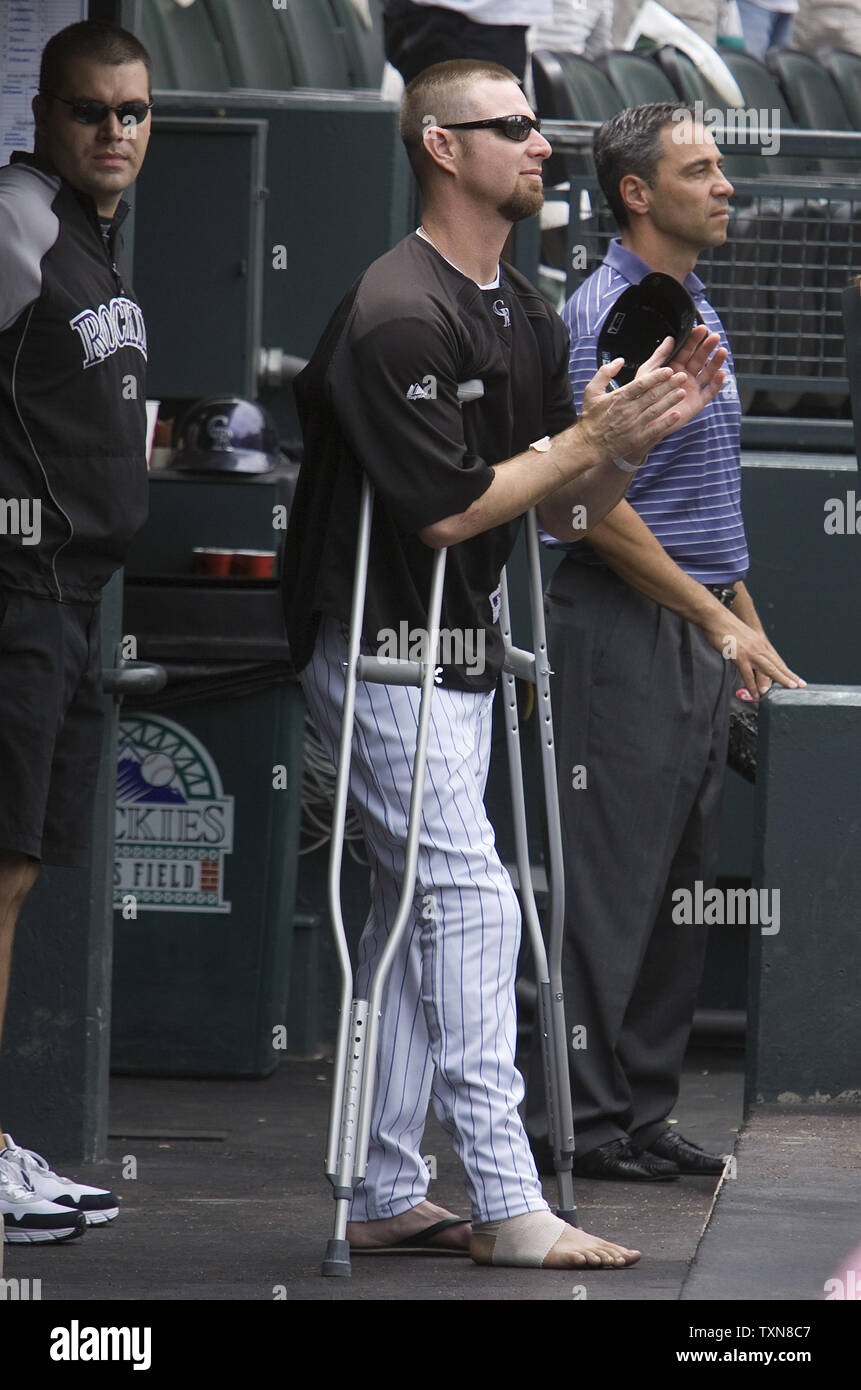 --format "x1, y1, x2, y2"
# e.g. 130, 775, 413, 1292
356, 655, 439, 687
502, 646, 536, 684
